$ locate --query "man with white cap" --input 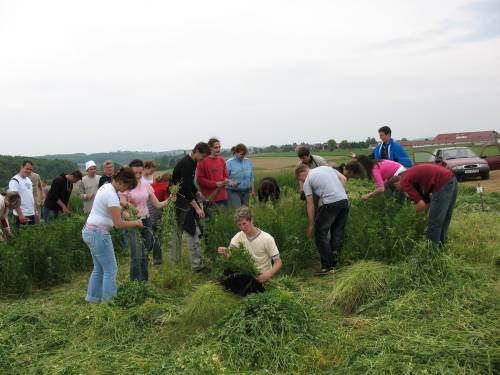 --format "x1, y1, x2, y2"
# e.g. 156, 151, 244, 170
80, 160, 101, 214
